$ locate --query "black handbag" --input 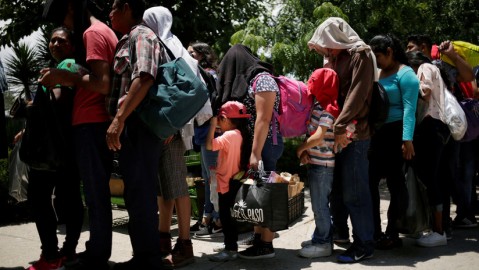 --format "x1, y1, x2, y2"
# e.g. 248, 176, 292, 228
19, 85, 67, 171
231, 170, 289, 232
